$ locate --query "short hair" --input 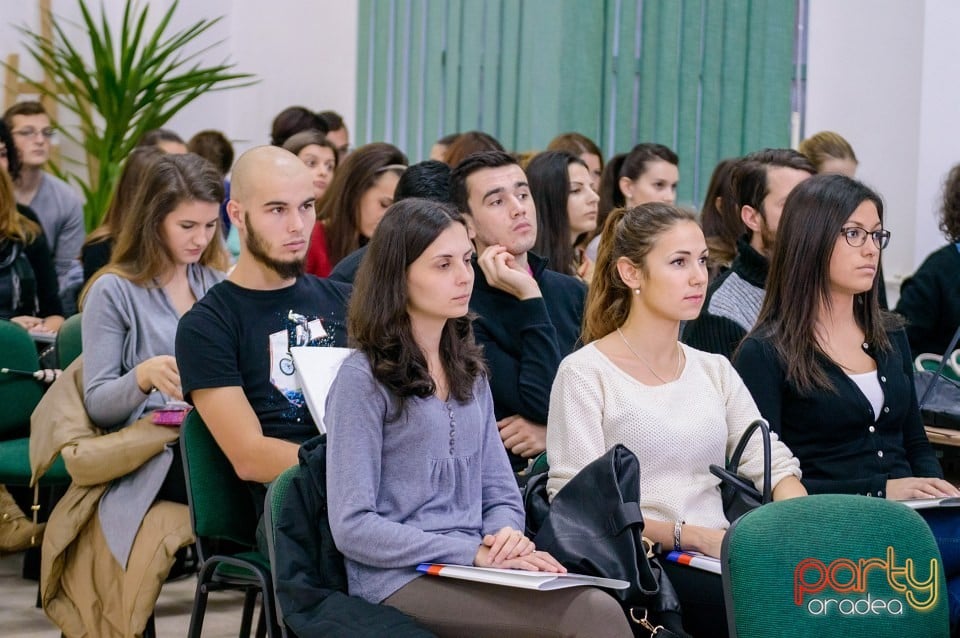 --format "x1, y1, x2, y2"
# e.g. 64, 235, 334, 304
443, 131, 505, 168
138, 128, 185, 148
941, 163, 960, 243
732, 148, 816, 214
799, 131, 858, 172
271, 106, 326, 147
317, 110, 345, 132
187, 130, 235, 176
0, 119, 22, 180
449, 150, 519, 214
393, 160, 452, 203
282, 129, 339, 169
3, 101, 47, 128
